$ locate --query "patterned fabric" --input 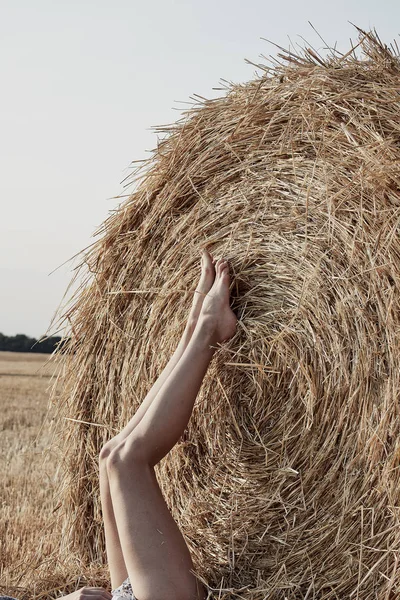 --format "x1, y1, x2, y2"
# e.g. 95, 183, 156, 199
111, 577, 136, 600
